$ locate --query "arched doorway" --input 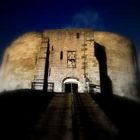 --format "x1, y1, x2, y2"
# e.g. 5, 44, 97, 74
65, 83, 78, 93
62, 77, 79, 93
